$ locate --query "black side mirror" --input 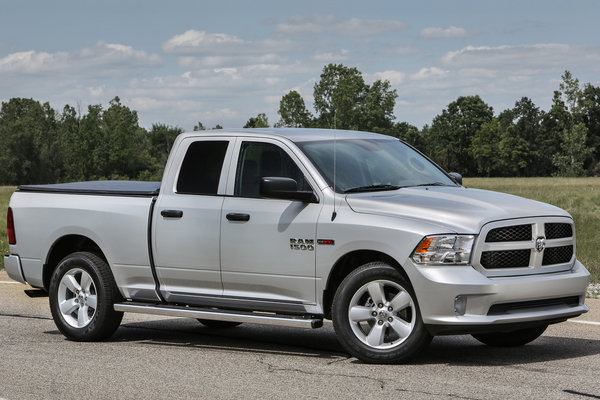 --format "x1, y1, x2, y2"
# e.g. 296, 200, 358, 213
448, 172, 463, 185
260, 177, 317, 203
